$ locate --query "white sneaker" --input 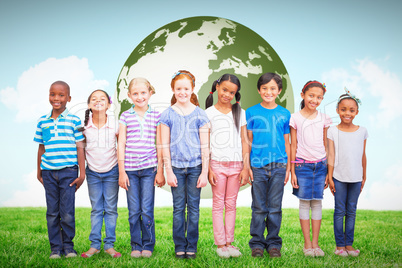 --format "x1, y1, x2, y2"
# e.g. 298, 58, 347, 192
227, 245, 242, 257
303, 248, 315, 257
314, 247, 325, 257
216, 247, 230, 258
